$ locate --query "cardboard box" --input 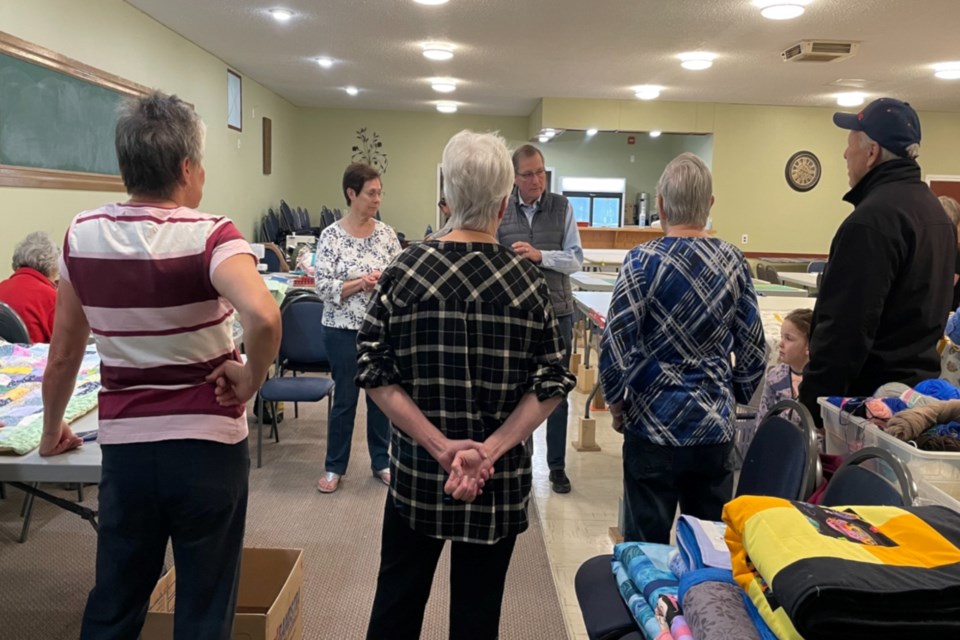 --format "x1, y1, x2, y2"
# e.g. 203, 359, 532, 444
142, 547, 304, 640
